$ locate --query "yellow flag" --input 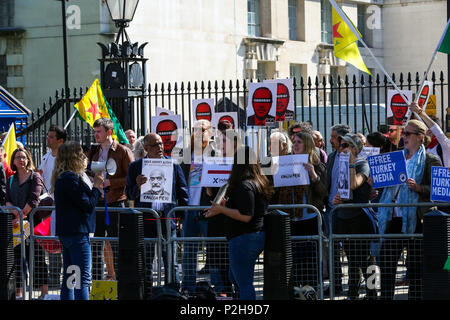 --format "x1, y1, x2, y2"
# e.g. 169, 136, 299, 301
2, 123, 18, 166
74, 79, 119, 142
332, 5, 371, 75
